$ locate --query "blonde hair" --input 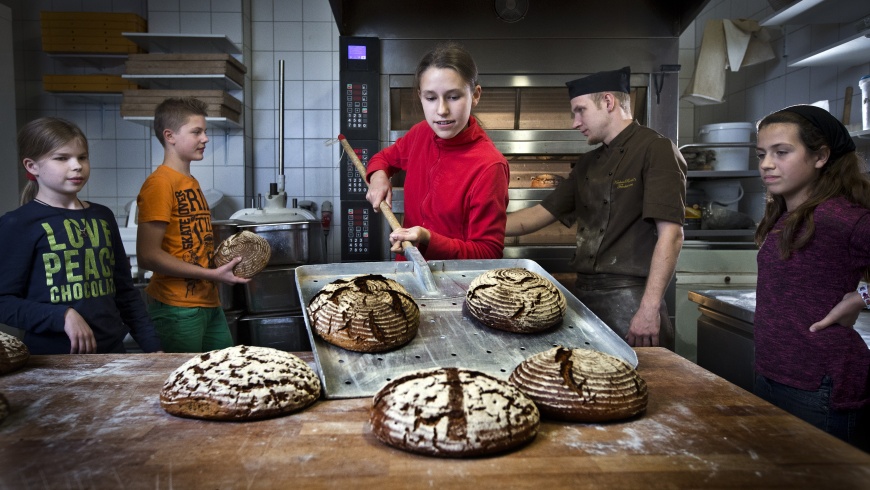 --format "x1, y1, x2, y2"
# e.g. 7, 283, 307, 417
589, 91, 633, 116
17, 117, 88, 206
153, 97, 209, 146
